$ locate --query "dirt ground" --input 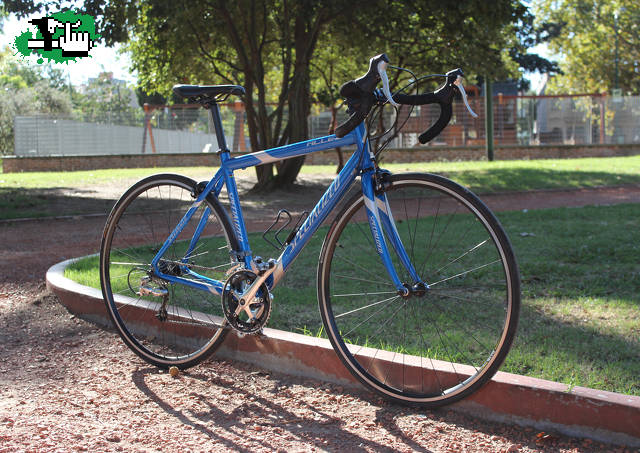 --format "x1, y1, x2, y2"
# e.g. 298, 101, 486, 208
1, 178, 640, 452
